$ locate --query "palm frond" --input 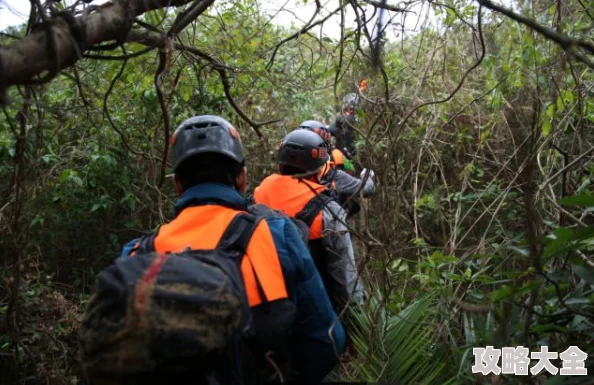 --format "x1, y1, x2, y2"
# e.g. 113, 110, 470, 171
346, 289, 461, 385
